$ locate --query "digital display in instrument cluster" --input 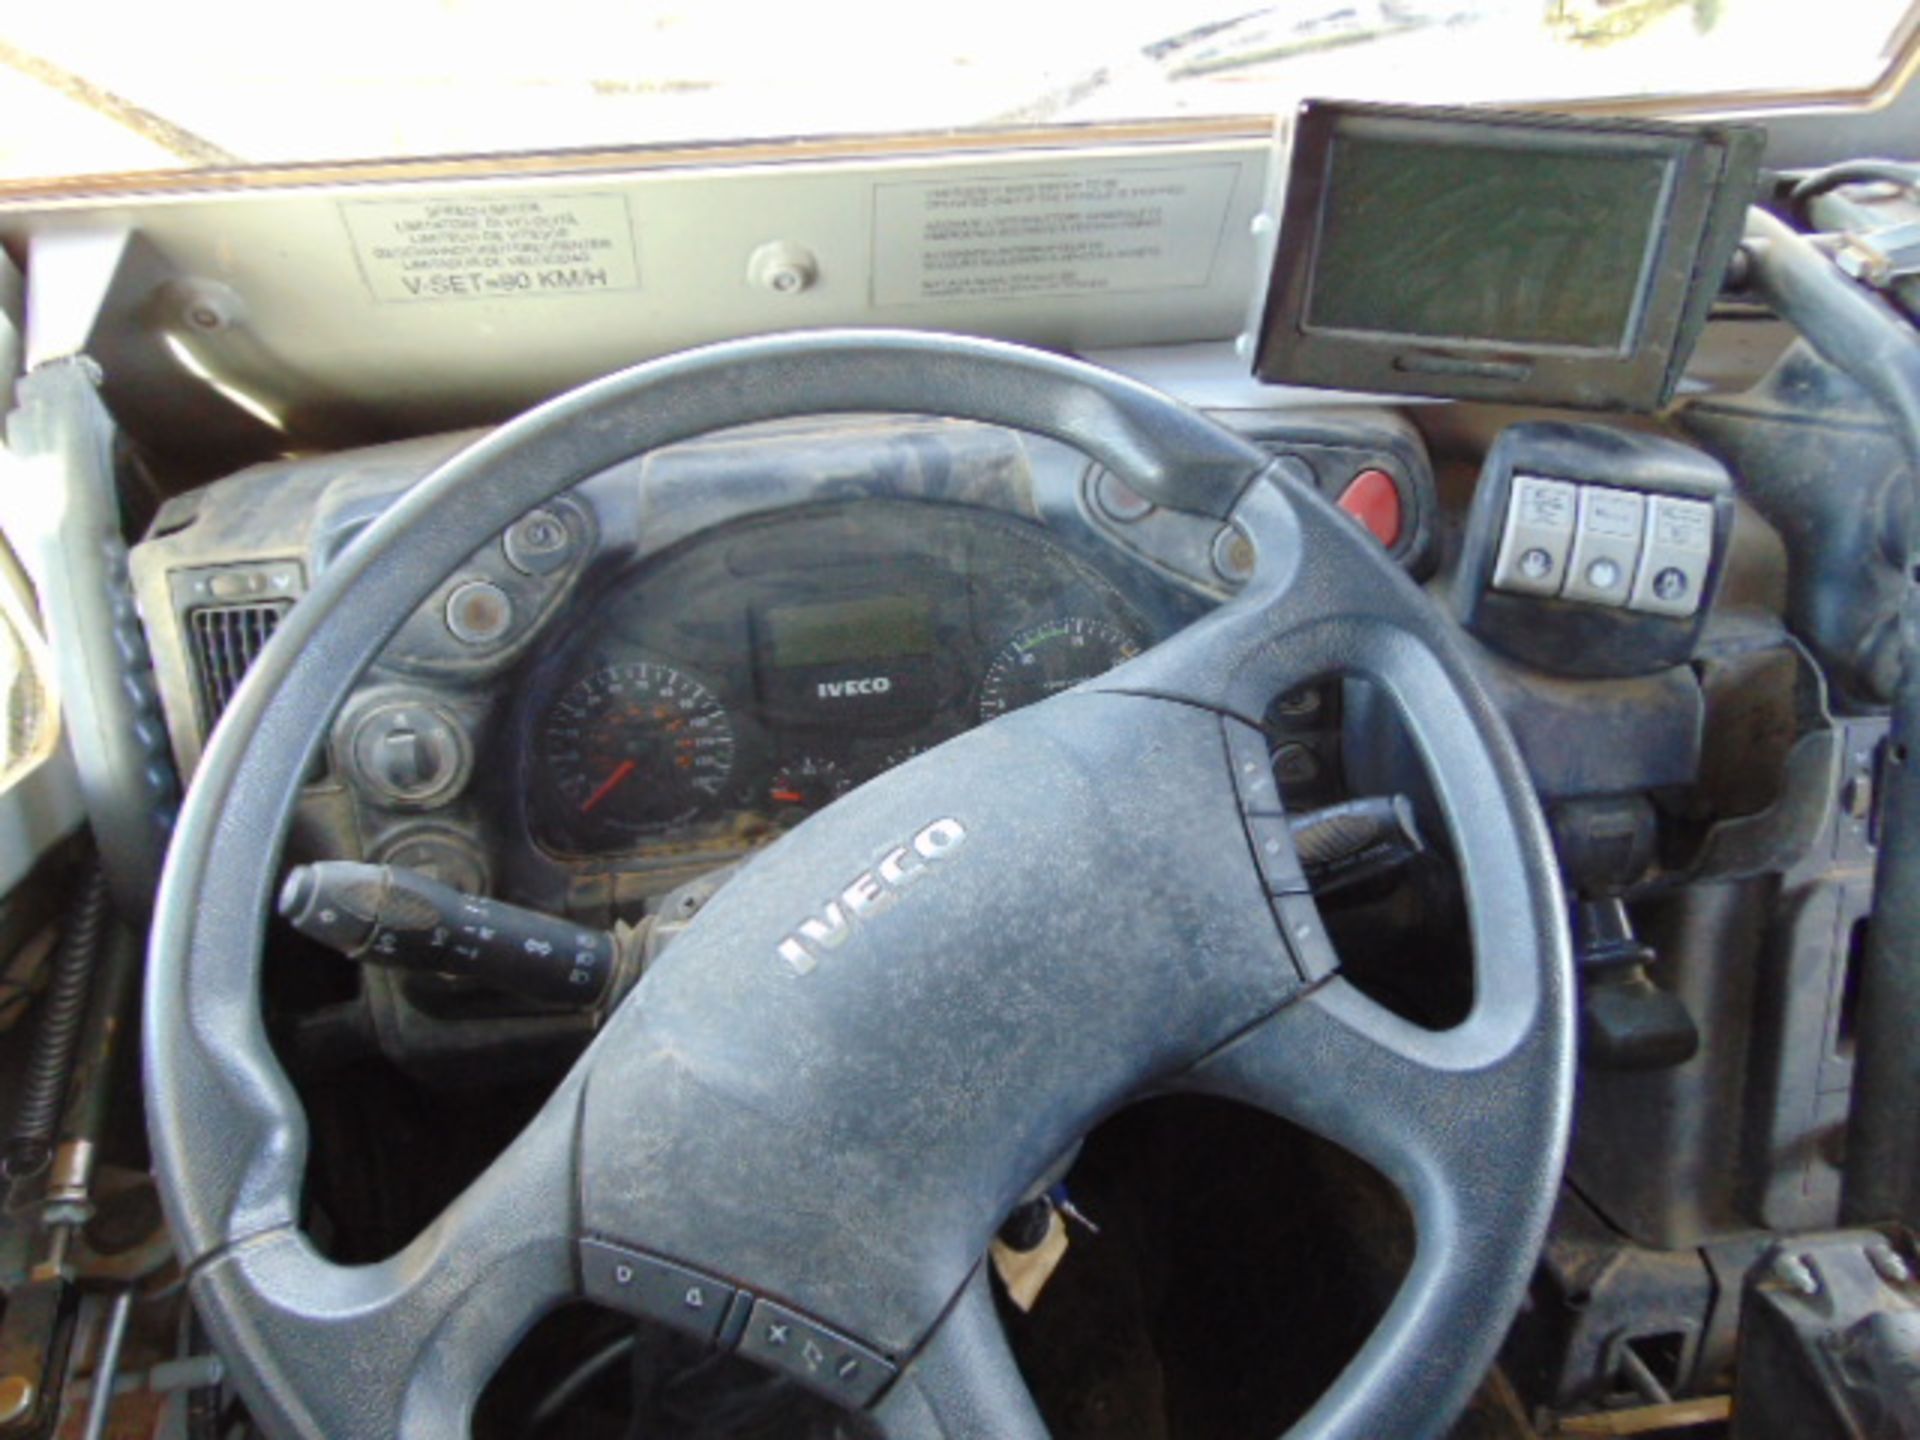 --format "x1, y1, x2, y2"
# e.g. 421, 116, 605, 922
521, 499, 1151, 859
756, 593, 941, 730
